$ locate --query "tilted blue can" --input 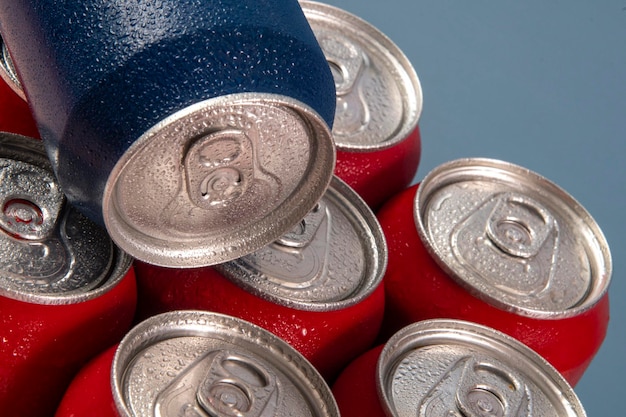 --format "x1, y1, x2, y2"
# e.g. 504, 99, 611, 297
0, 0, 337, 267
